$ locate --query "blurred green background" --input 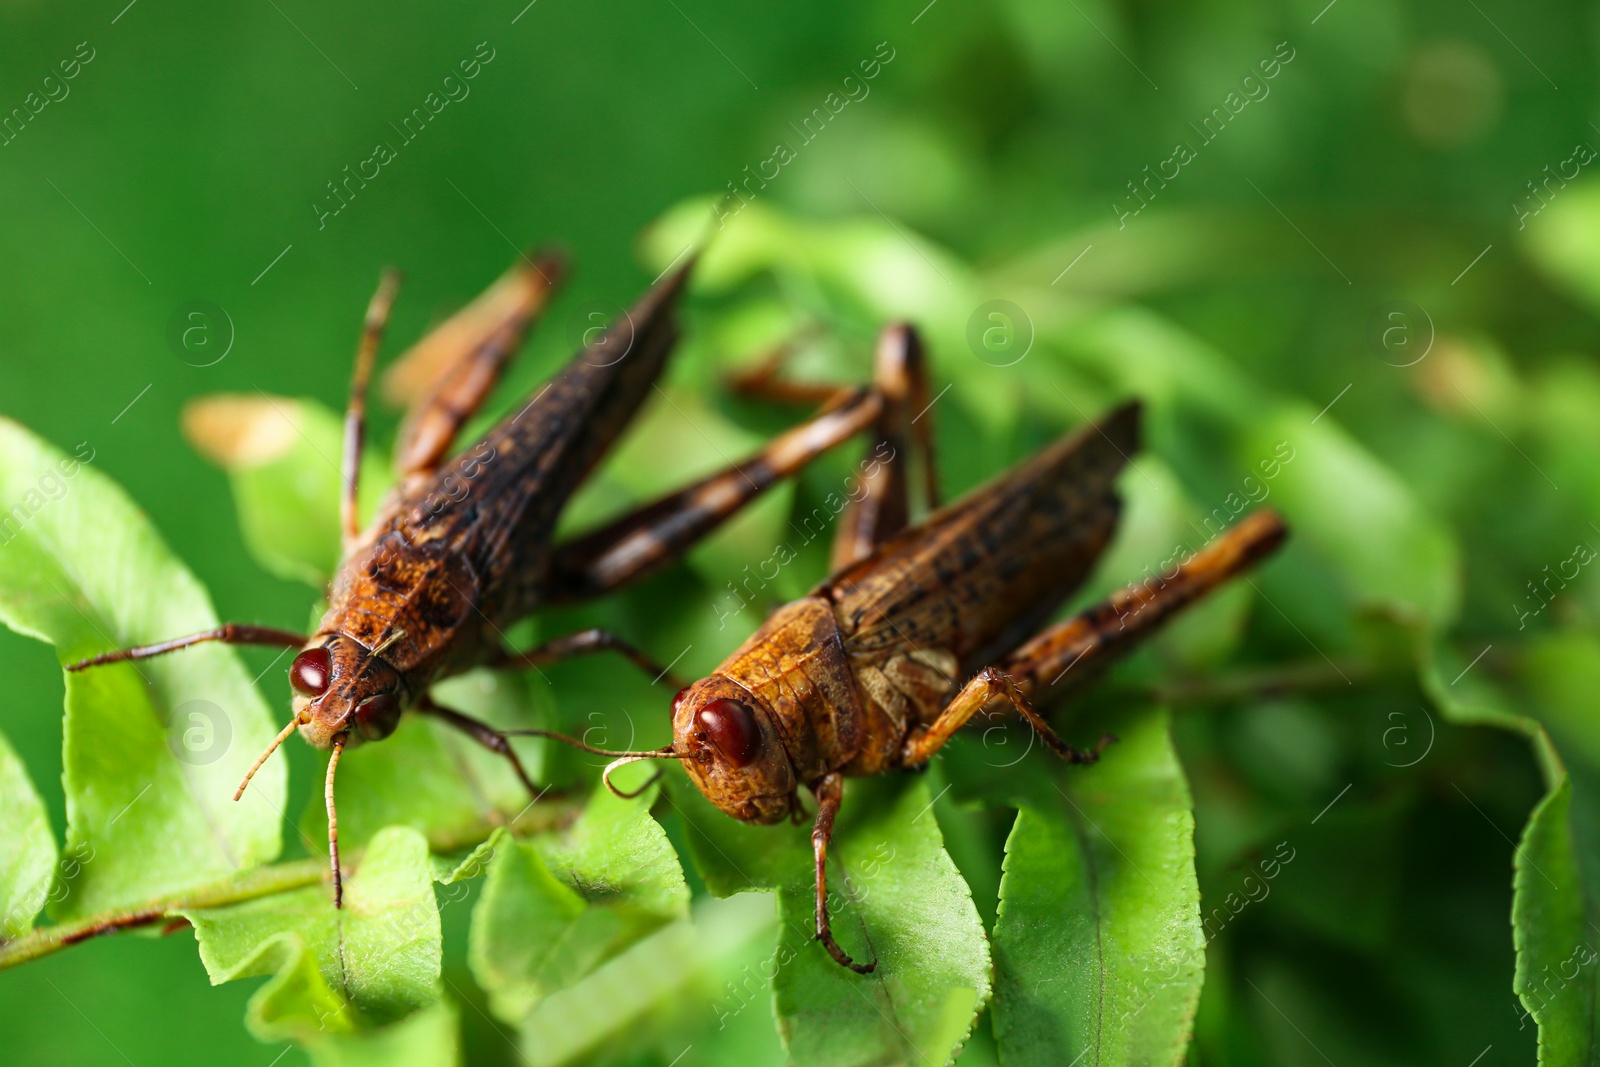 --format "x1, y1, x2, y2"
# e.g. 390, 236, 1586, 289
3, 0, 1599, 1063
